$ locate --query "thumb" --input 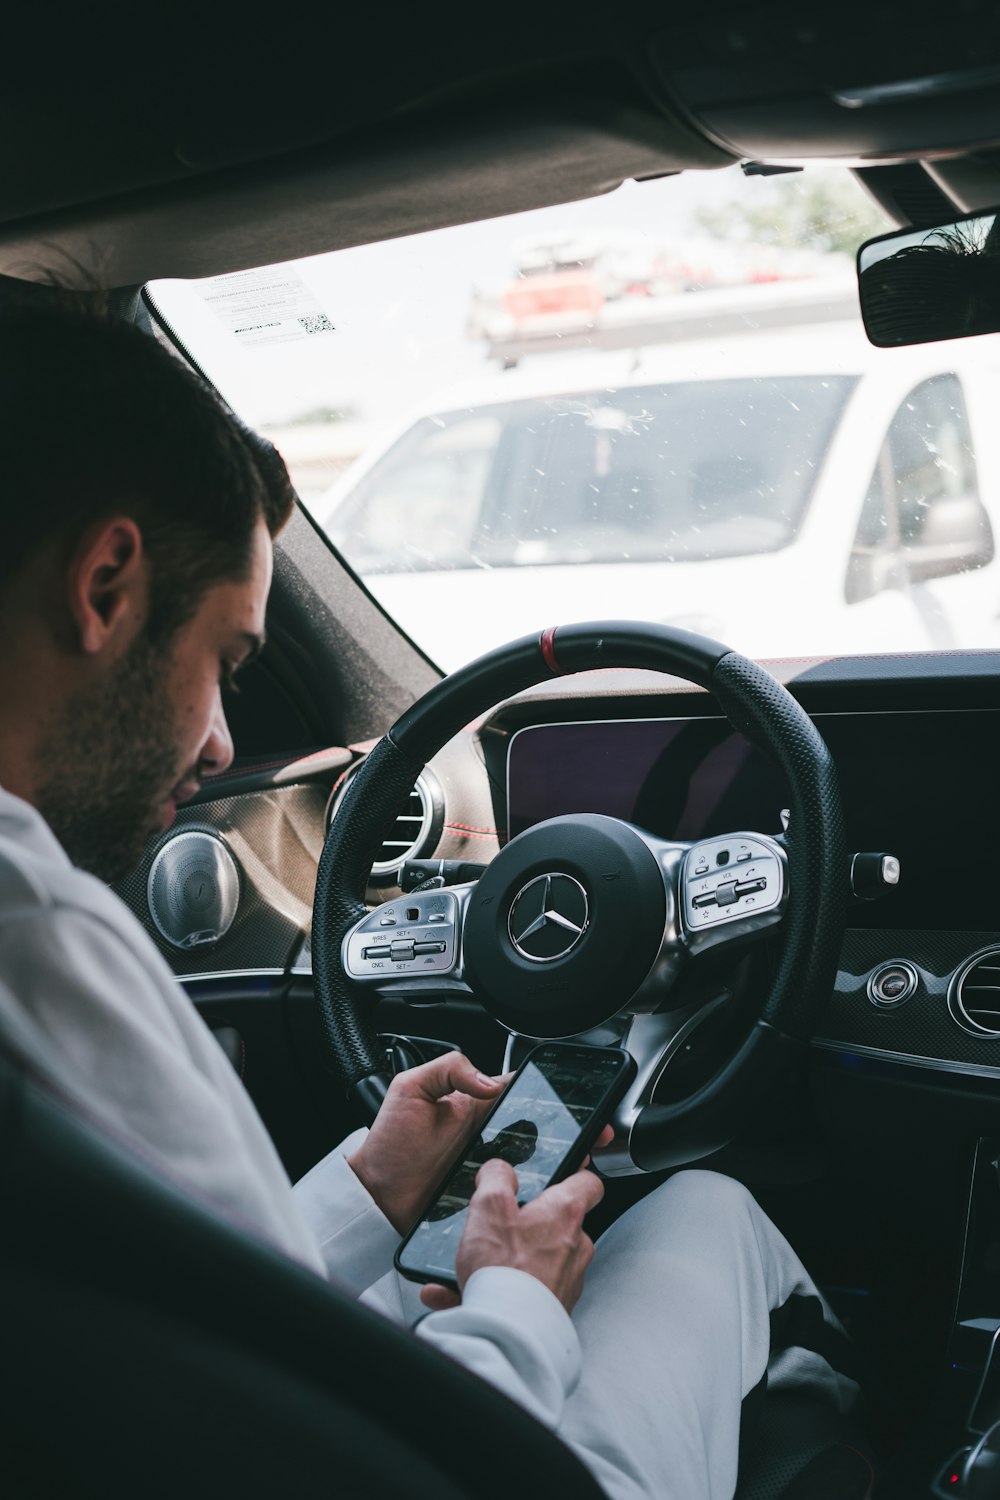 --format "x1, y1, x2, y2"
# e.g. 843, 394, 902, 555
420, 1283, 462, 1312
406, 1051, 509, 1103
